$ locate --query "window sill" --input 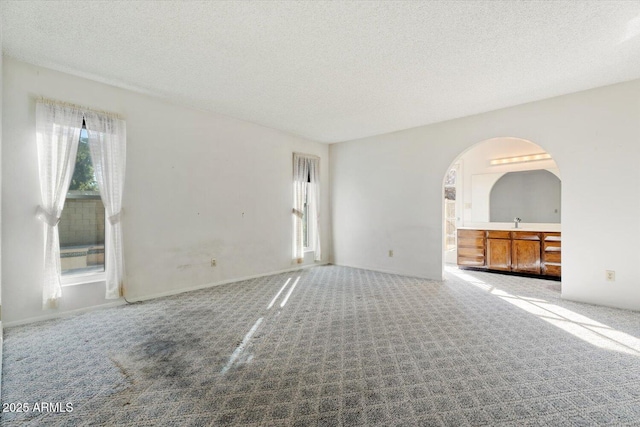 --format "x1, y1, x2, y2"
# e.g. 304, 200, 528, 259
61, 272, 106, 287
